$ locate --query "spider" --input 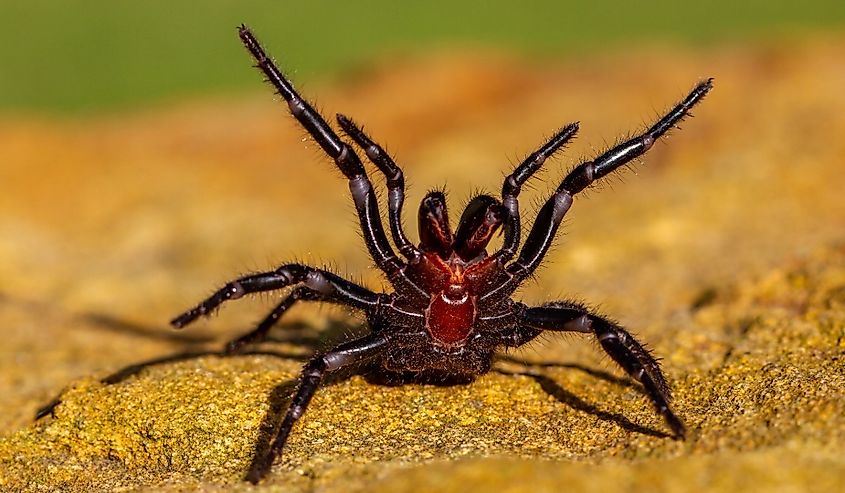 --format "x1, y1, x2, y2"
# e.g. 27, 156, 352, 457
171, 25, 712, 483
